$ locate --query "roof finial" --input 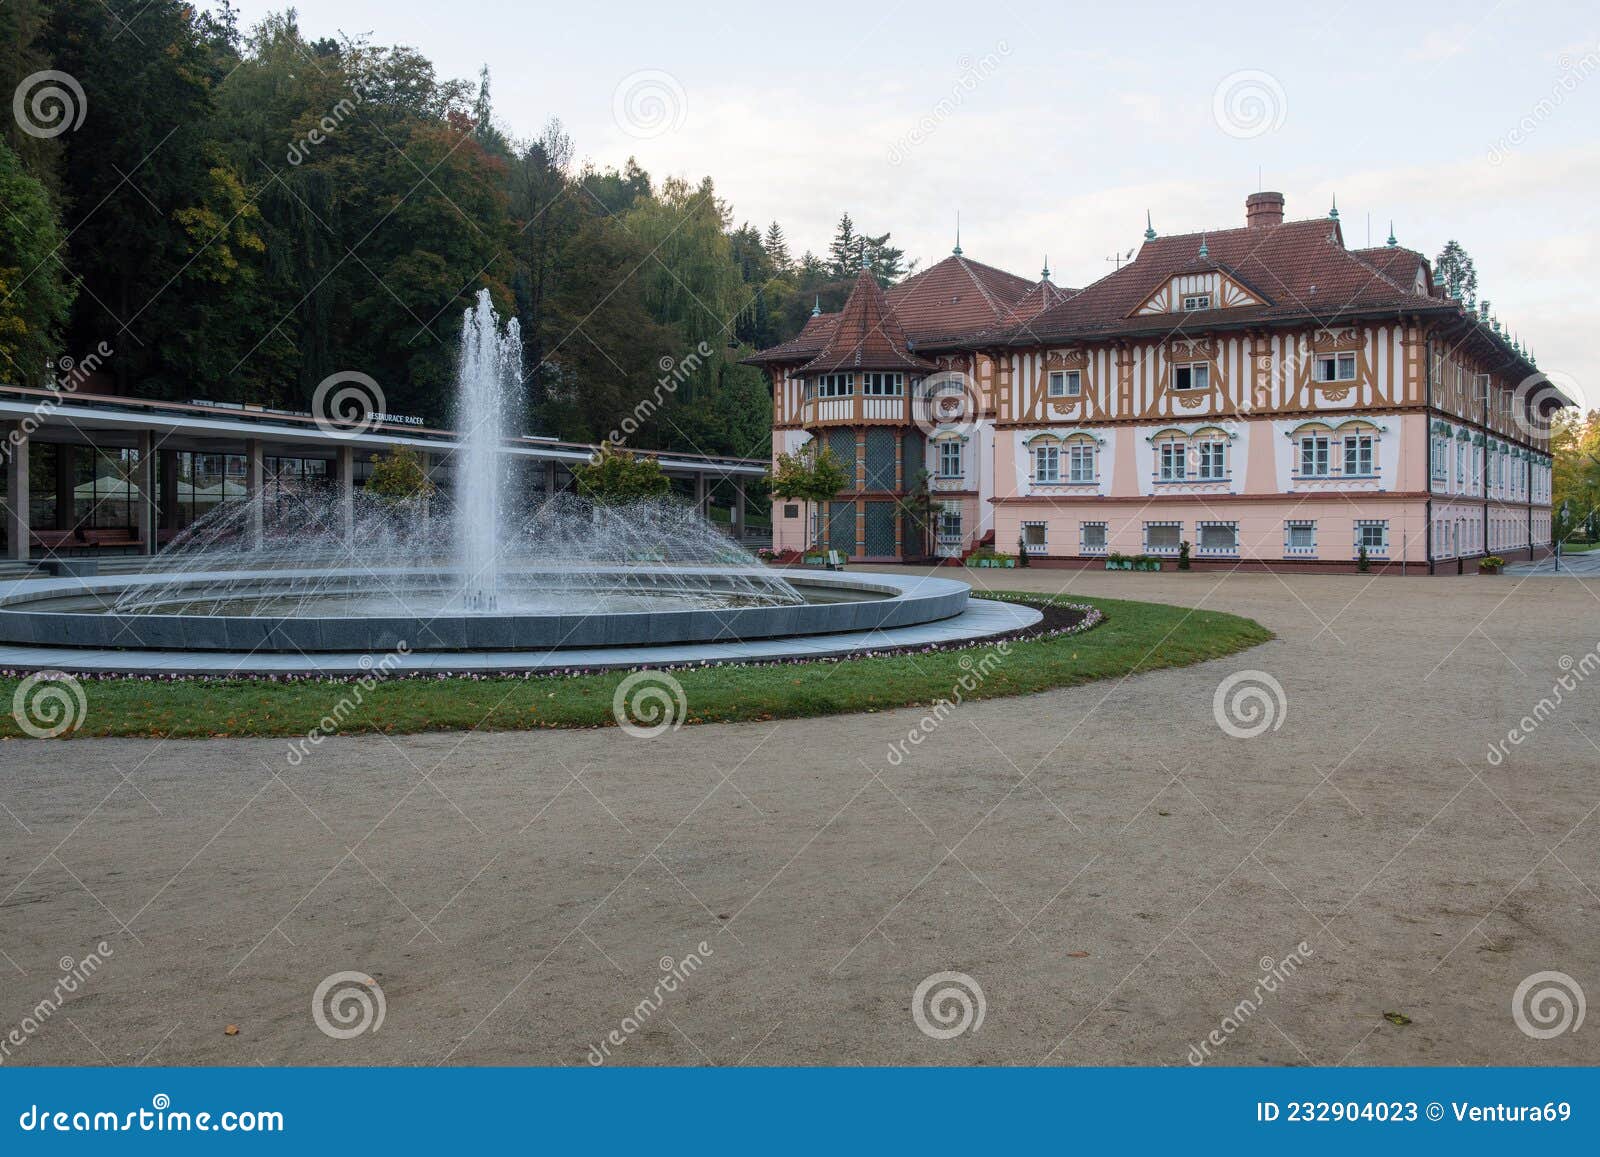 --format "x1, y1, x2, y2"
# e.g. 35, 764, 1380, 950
1198, 233, 1209, 260
953, 211, 962, 256
1386, 220, 1397, 247
1328, 194, 1339, 221
1144, 210, 1156, 242
1041, 255, 1051, 280
811, 294, 821, 317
